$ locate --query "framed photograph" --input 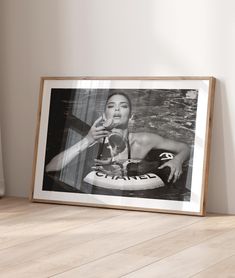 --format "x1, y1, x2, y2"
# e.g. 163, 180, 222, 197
31, 77, 216, 215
